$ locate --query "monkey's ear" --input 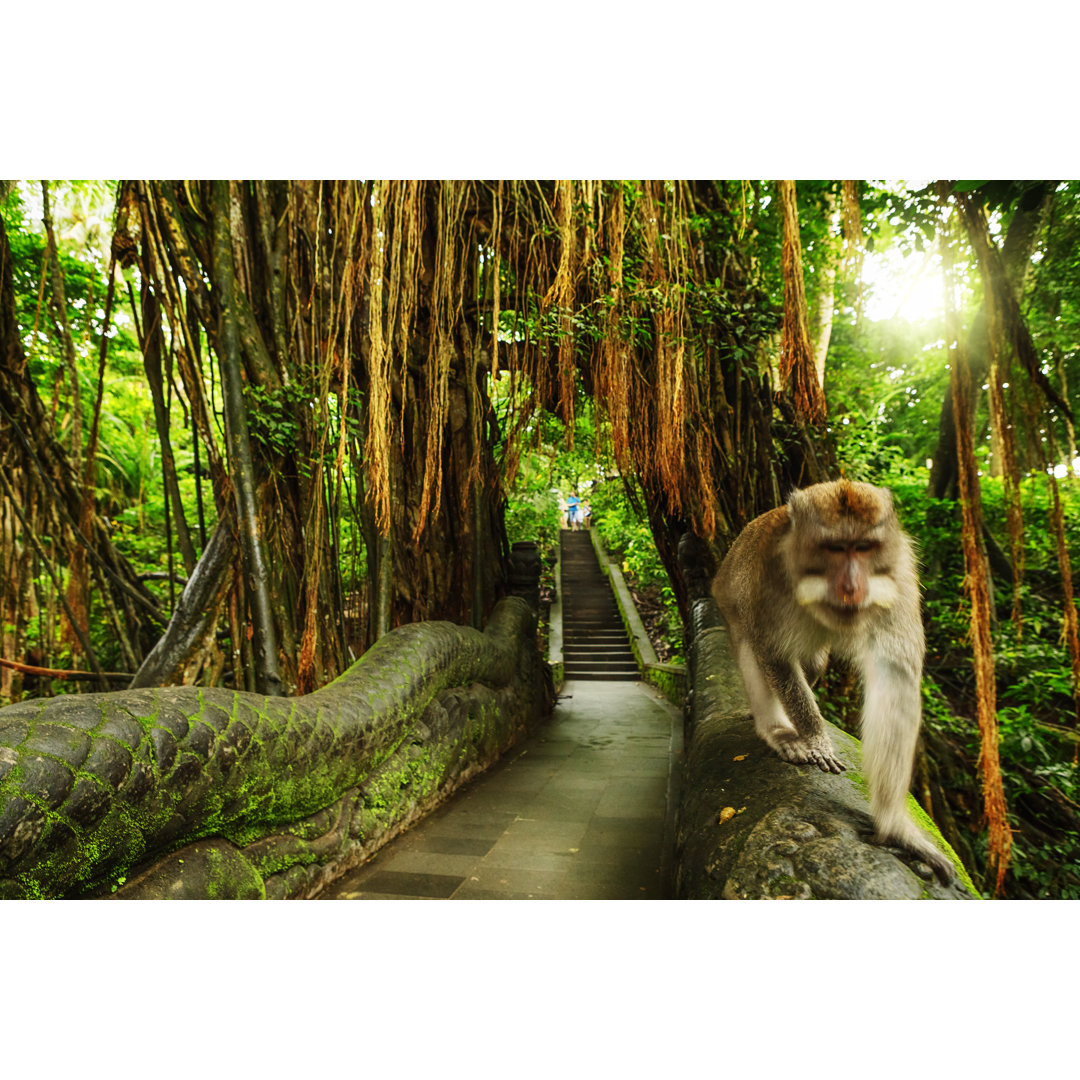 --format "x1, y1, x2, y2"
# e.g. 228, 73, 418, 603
786, 487, 808, 521
875, 486, 895, 515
